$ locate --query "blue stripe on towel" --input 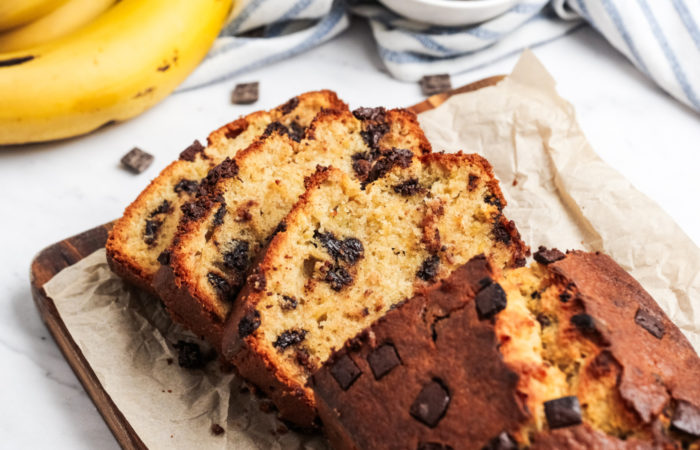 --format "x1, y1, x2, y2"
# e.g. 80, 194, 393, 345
266, 0, 314, 37
672, 0, 700, 52
637, 0, 700, 110
600, 0, 650, 75
226, 0, 268, 35
180, 1, 346, 92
